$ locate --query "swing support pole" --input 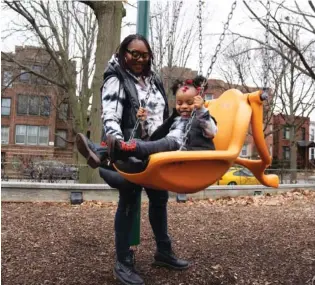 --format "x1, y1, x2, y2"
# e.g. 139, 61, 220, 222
130, 0, 150, 247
